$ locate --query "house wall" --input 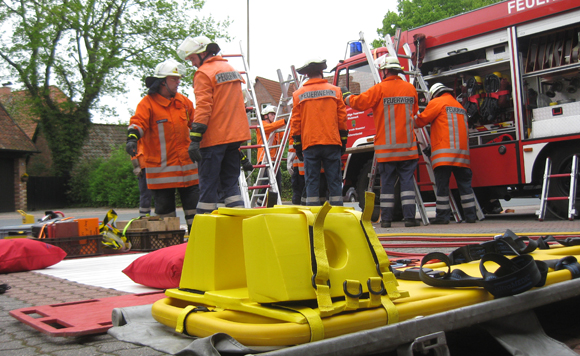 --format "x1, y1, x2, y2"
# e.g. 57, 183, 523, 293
254, 80, 276, 113
14, 156, 27, 210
